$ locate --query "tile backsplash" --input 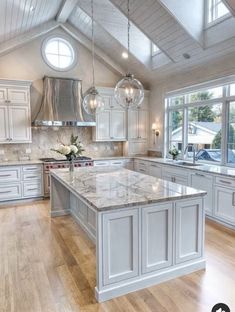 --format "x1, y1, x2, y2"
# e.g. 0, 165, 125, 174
0, 127, 123, 161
